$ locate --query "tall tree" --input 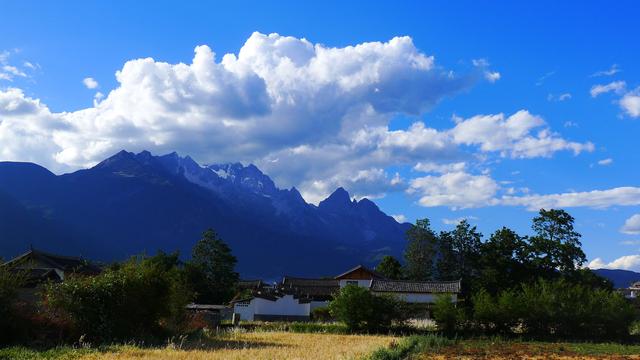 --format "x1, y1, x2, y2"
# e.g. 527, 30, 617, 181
187, 229, 239, 304
436, 231, 458, 280
478, 227, 530, 294
404, 218, 437, 281
529, 209, 586, 274
375, 255, 403, 279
